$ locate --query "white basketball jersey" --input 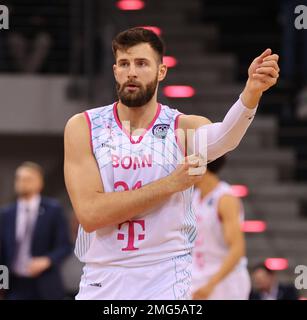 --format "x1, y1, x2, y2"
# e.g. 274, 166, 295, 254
75, 102, 196, 268
192, 182, 247, 281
